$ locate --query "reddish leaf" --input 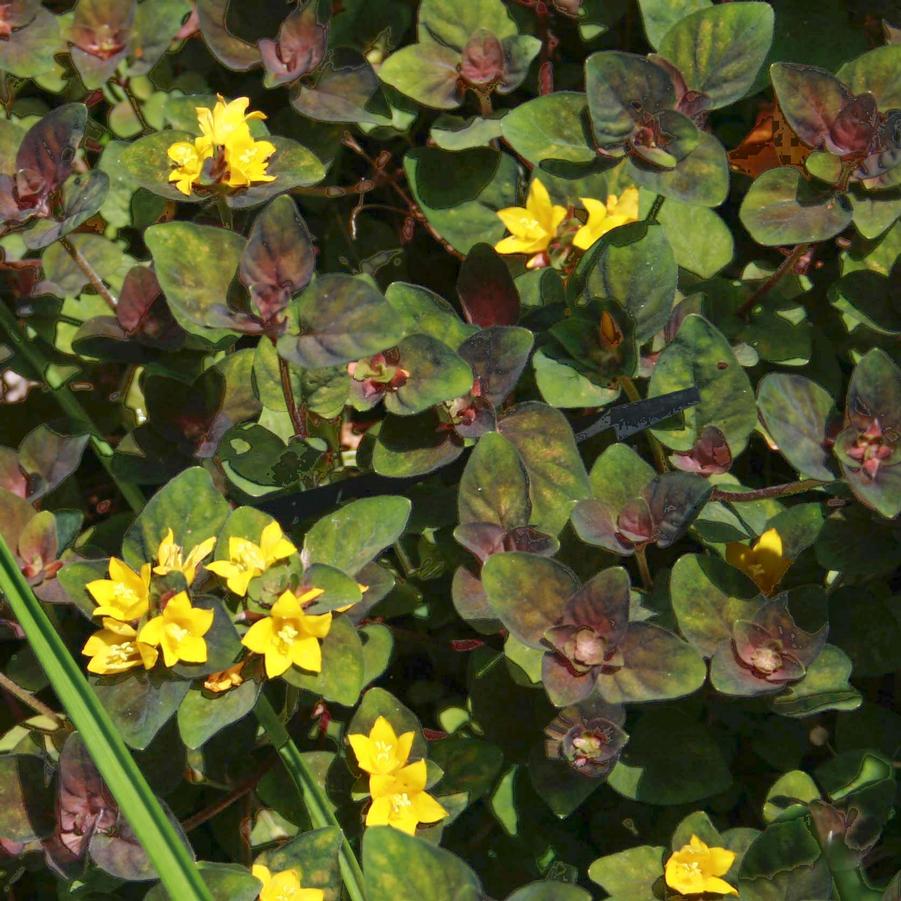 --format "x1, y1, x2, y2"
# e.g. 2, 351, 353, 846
457, 243, 520, 327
